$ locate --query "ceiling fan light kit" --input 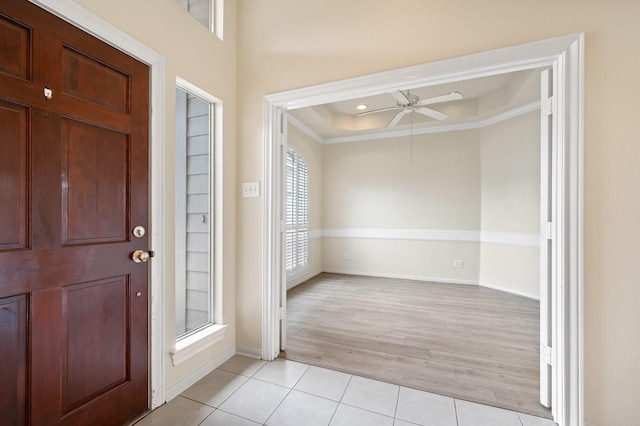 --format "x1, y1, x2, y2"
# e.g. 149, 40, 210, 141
357, 90, 463, 127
